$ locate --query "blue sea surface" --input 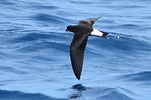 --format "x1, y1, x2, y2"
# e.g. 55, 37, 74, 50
0, 0, 151, 100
